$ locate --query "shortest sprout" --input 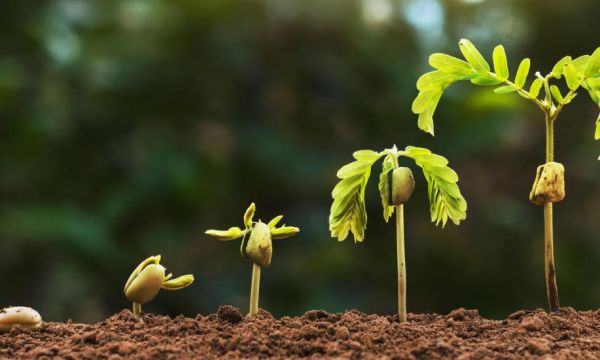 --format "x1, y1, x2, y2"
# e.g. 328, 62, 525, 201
124, 255, 194, 323
0, 306, 42, 333
530, 162, 566, 205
